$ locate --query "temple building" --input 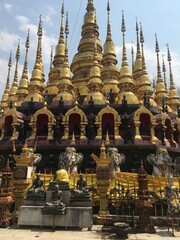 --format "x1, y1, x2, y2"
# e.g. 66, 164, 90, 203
0, 0, 180, 174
